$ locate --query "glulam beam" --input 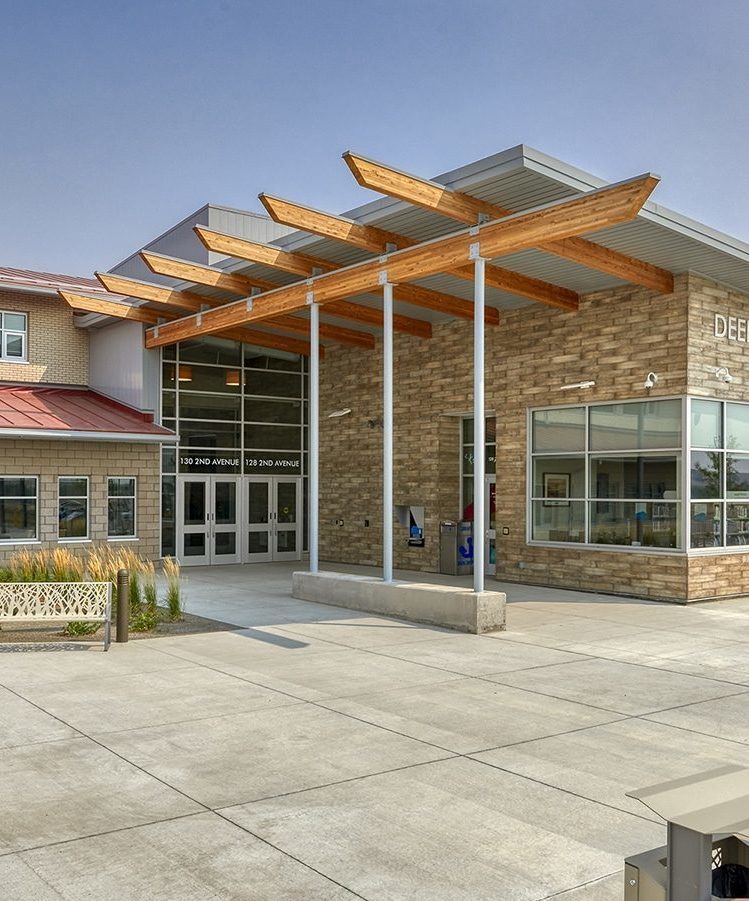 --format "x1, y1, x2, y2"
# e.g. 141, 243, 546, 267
140, 250, 275, 295
259, 194, 576, 311
144, 173, 659, 348
343, 151, 674, 295
59, 291, 321, 357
